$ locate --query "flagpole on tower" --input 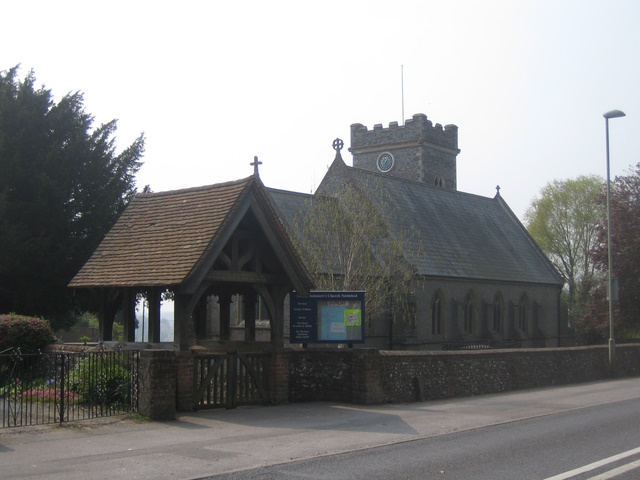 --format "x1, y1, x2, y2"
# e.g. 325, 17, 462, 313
401, 65, 405, 126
